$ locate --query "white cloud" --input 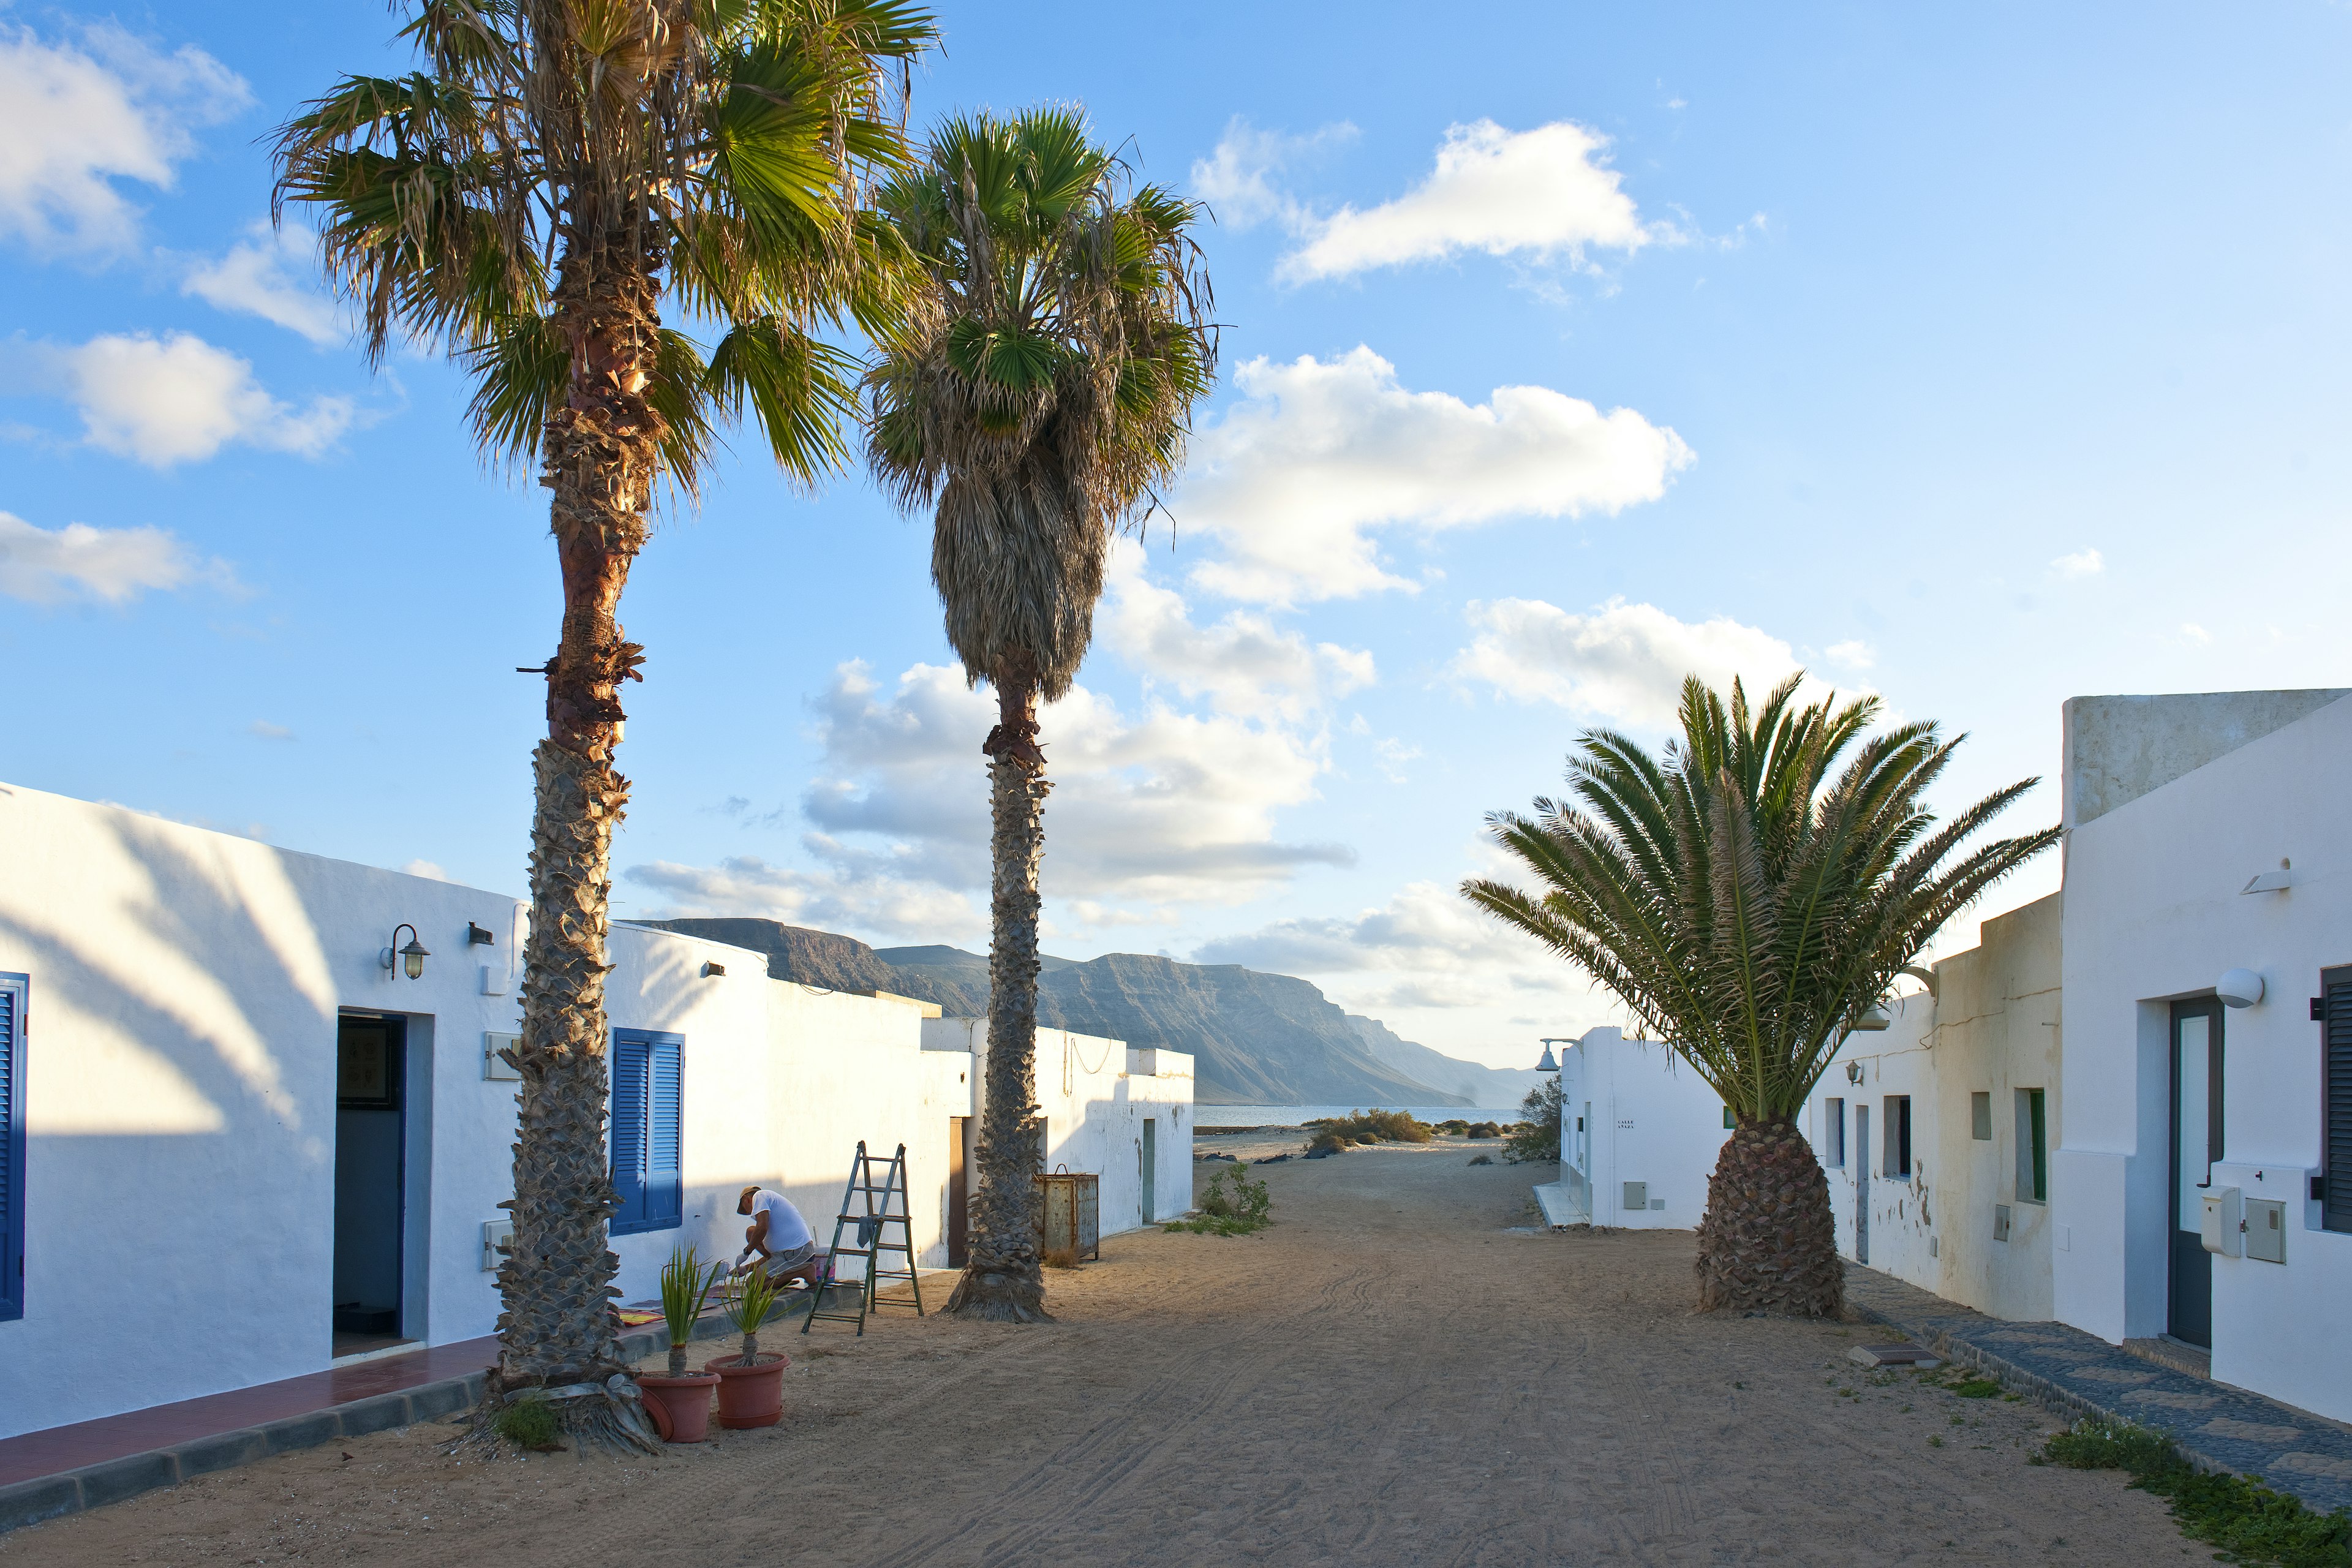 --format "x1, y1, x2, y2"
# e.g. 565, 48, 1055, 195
1175, 347, 1692, 604
399, 859, 450, 881
628, 854, 981, 941
0, 509, 233, 604
1824, 639, 1876, 672
1279, 119, 1654, 282
183, 223, 339, 345
1189, 117, 1357, 230
1450, 596, 1804, 729
2051, 548, 2105, 578
57, 332, 354, 466
0, 23, 249, 256
2179, 622, 2212, 646
247, 720, 293, 741
1101, 540, 1373, 720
